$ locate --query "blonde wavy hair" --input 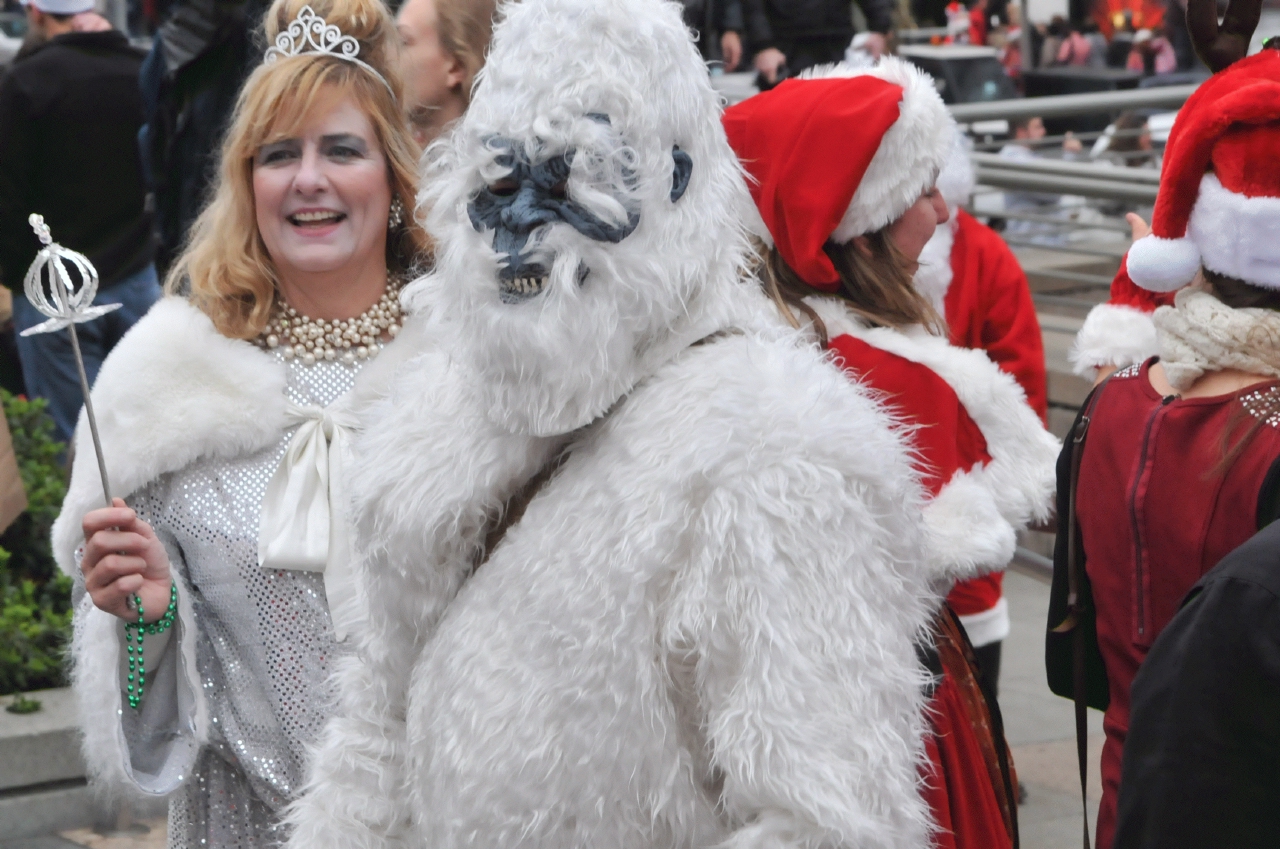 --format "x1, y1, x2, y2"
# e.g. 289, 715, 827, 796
167, 0, 430, 339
